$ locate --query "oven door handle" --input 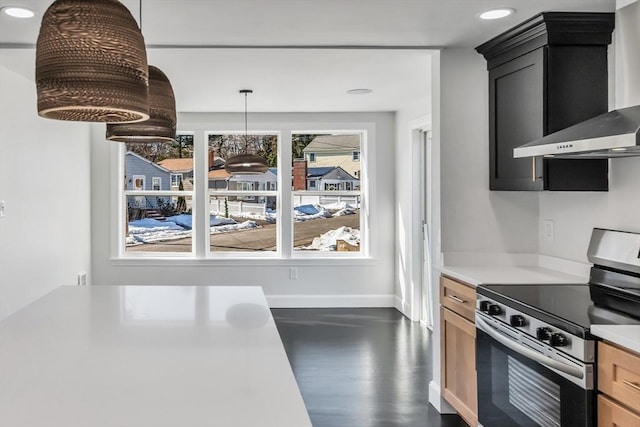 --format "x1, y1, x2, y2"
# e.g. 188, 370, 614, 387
476, 316, 584, 379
